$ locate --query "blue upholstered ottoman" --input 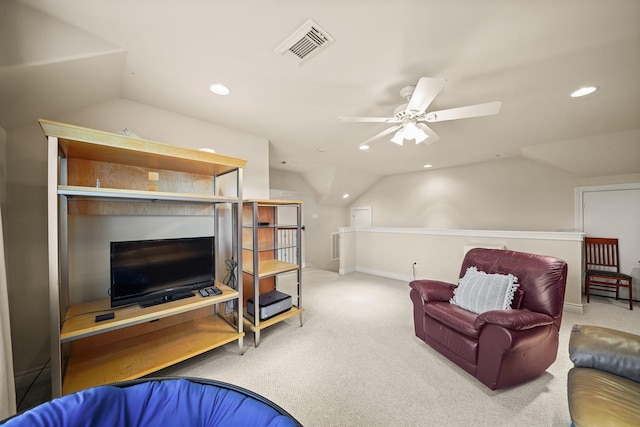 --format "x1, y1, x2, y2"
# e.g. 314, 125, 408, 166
2, 377, 301, 426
